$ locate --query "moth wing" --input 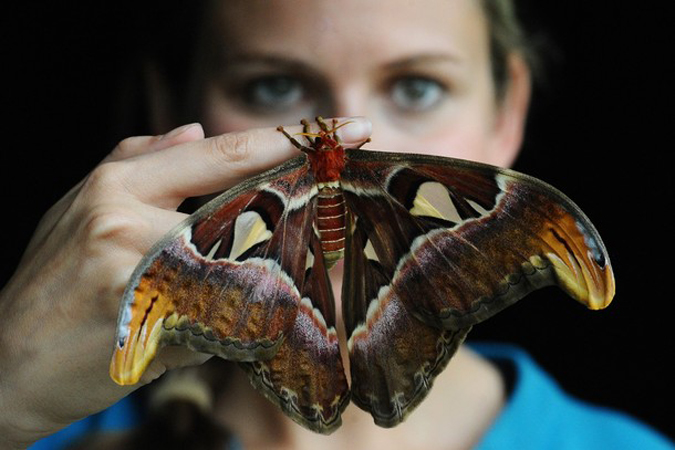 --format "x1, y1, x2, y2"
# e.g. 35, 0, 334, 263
111, 156, 317, 385
342, 149, 614, 330
242, 227, 349, 434
343, 207, 470, 426
341, 149, 615, 425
